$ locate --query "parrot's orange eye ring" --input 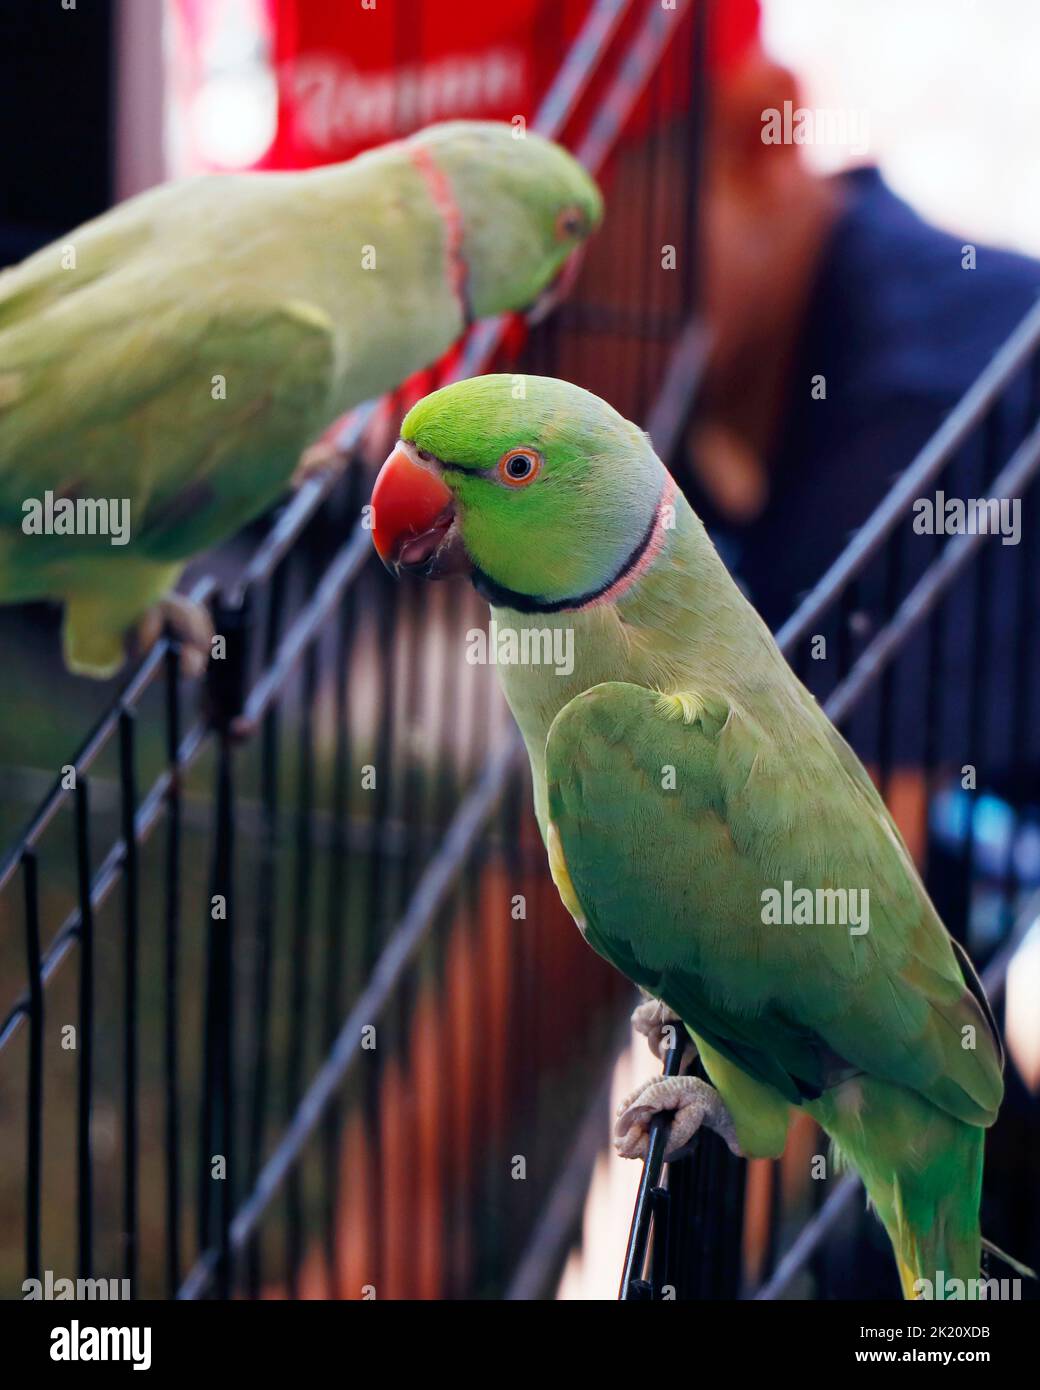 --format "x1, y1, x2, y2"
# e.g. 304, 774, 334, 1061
555, 205, 586, 241
497, 447, 543, 488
